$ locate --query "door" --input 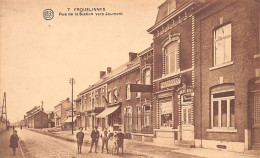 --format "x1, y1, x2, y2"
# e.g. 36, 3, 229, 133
252, 93, 260, 144
181, 105, 194, 141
